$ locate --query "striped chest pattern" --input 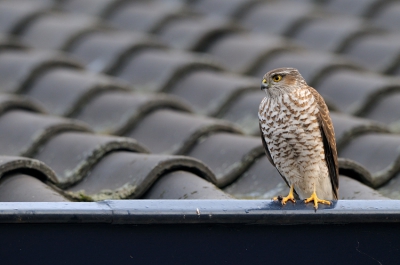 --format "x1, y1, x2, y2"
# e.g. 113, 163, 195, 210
258, 87, 332, 199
